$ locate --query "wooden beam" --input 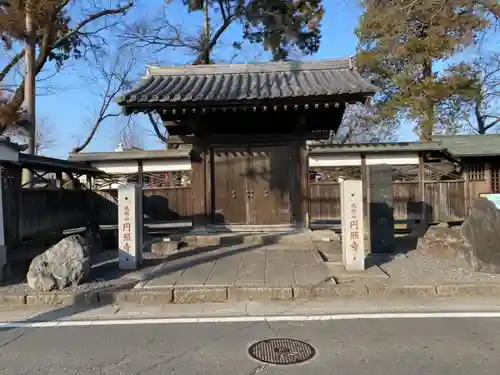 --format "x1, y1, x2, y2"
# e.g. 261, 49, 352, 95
190, 140, 209, 229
